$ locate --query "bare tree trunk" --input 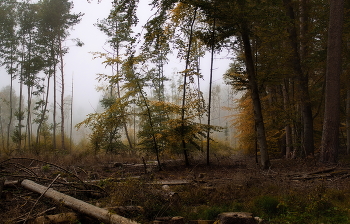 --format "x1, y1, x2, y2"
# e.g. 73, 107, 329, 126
7, 52, 15, 152
36, 75, 50, 145
282, 79, 293, 158
27, 85, 32, 150
283, 0, 314, 157
53, 63, 57, 149
114, 46, 133, 150
320, 0, 344, 163
18, 72, 23, 151
347, 89, 350, 155
70, 77, 73, 151
206, 18, 215, 166
241, 24, 270, 169
181, 7, 197, 167
59, 40, 65, 150
135, 80, 162, 171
